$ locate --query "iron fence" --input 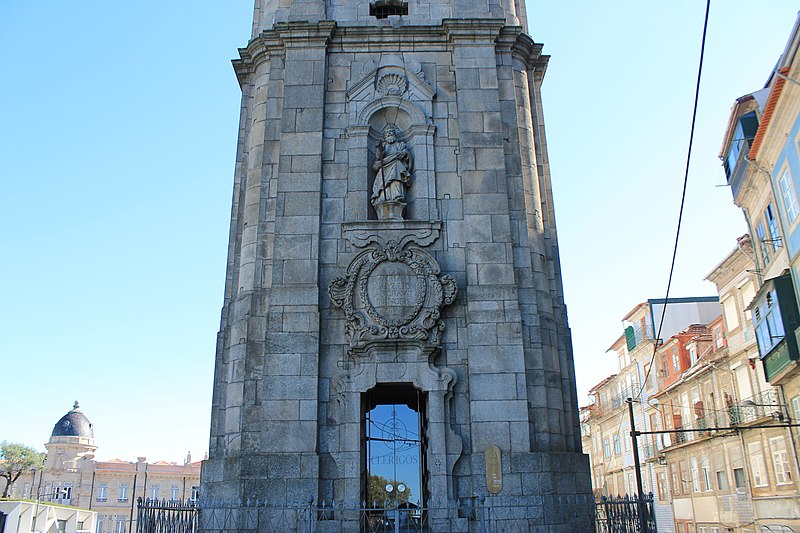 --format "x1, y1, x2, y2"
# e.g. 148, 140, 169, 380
594, 493, 656, 533
136, 498, 199, 533
137, 493, 649, 532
